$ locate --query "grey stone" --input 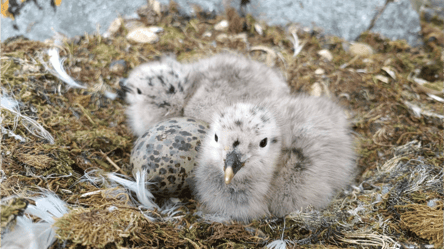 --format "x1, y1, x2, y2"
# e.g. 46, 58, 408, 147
156, 0, 241, 15
1, 0, 424, 47
371, 0, 423, 46
421, 0, 444, 22
159, 0, 423, 46
1, 0, 146, 42
245, 0, 386, 41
